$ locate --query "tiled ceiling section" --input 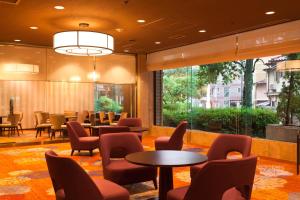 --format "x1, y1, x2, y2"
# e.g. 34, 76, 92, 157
0, 0, 299, 54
